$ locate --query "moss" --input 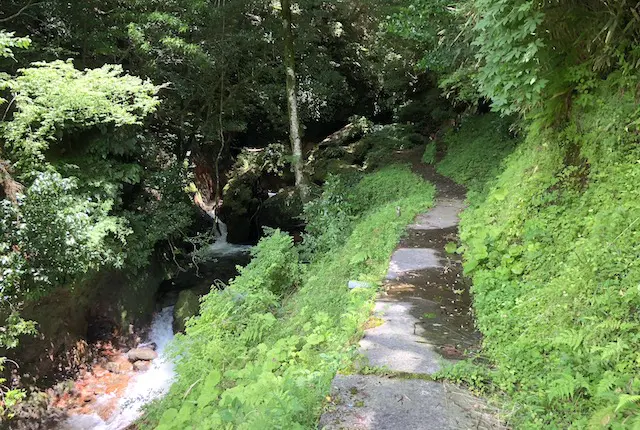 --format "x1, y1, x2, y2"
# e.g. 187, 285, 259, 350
172, 289, 200, 333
